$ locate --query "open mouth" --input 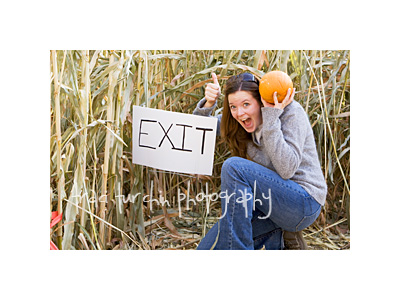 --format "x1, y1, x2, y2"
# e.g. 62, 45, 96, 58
241, 117, 253, 130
